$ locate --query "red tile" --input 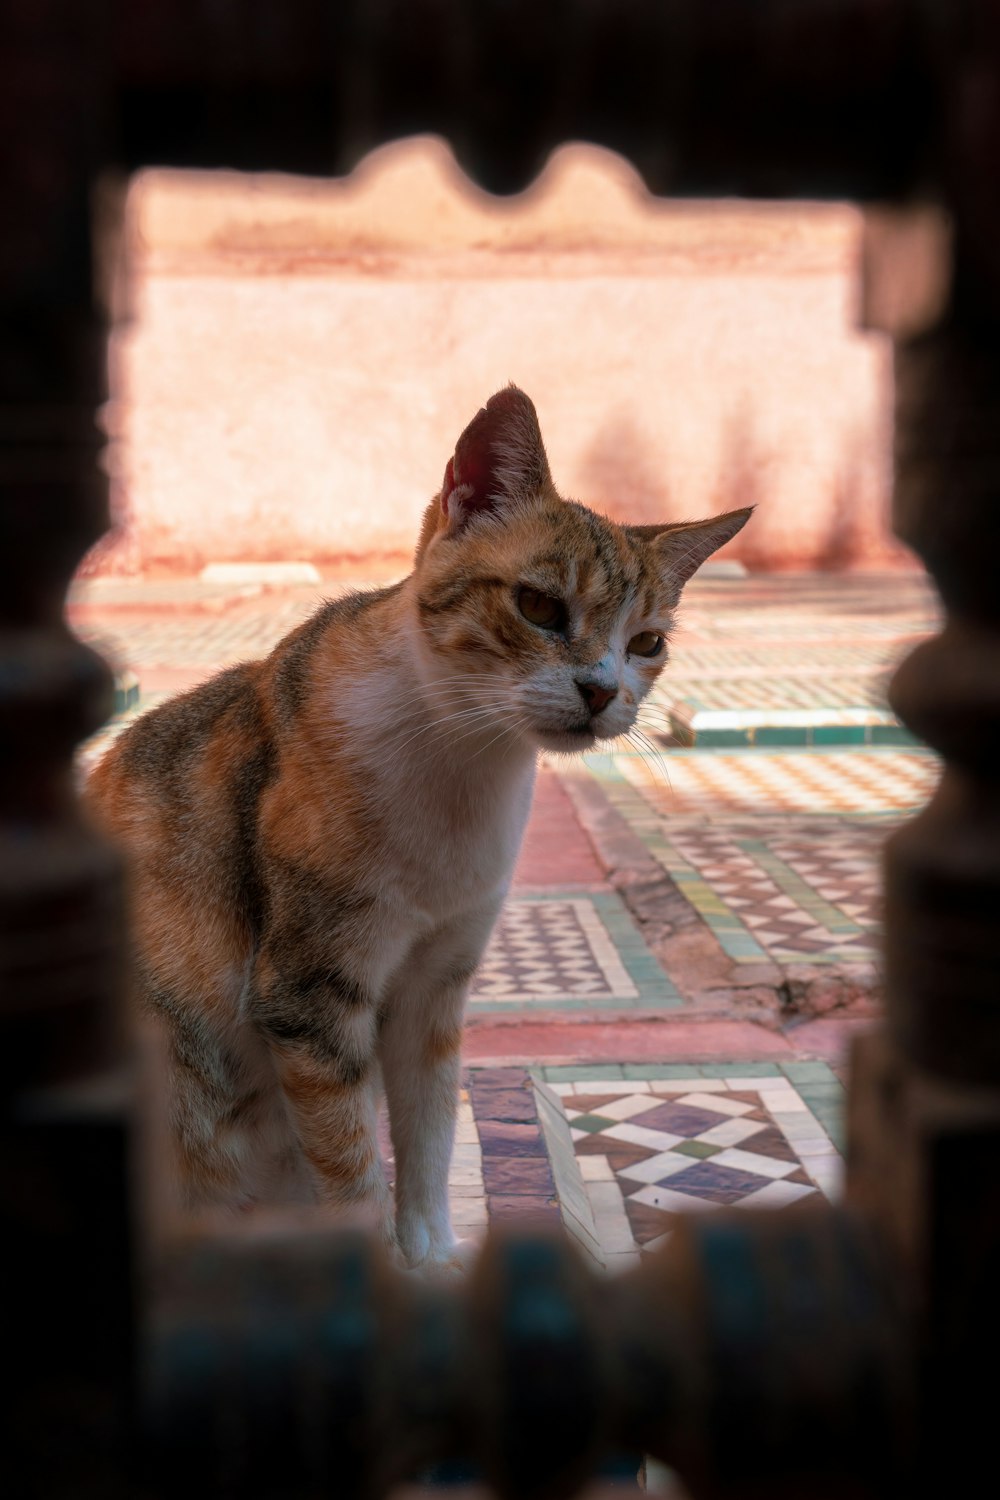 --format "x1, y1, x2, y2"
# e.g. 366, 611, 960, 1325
512, 767, 606, 889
